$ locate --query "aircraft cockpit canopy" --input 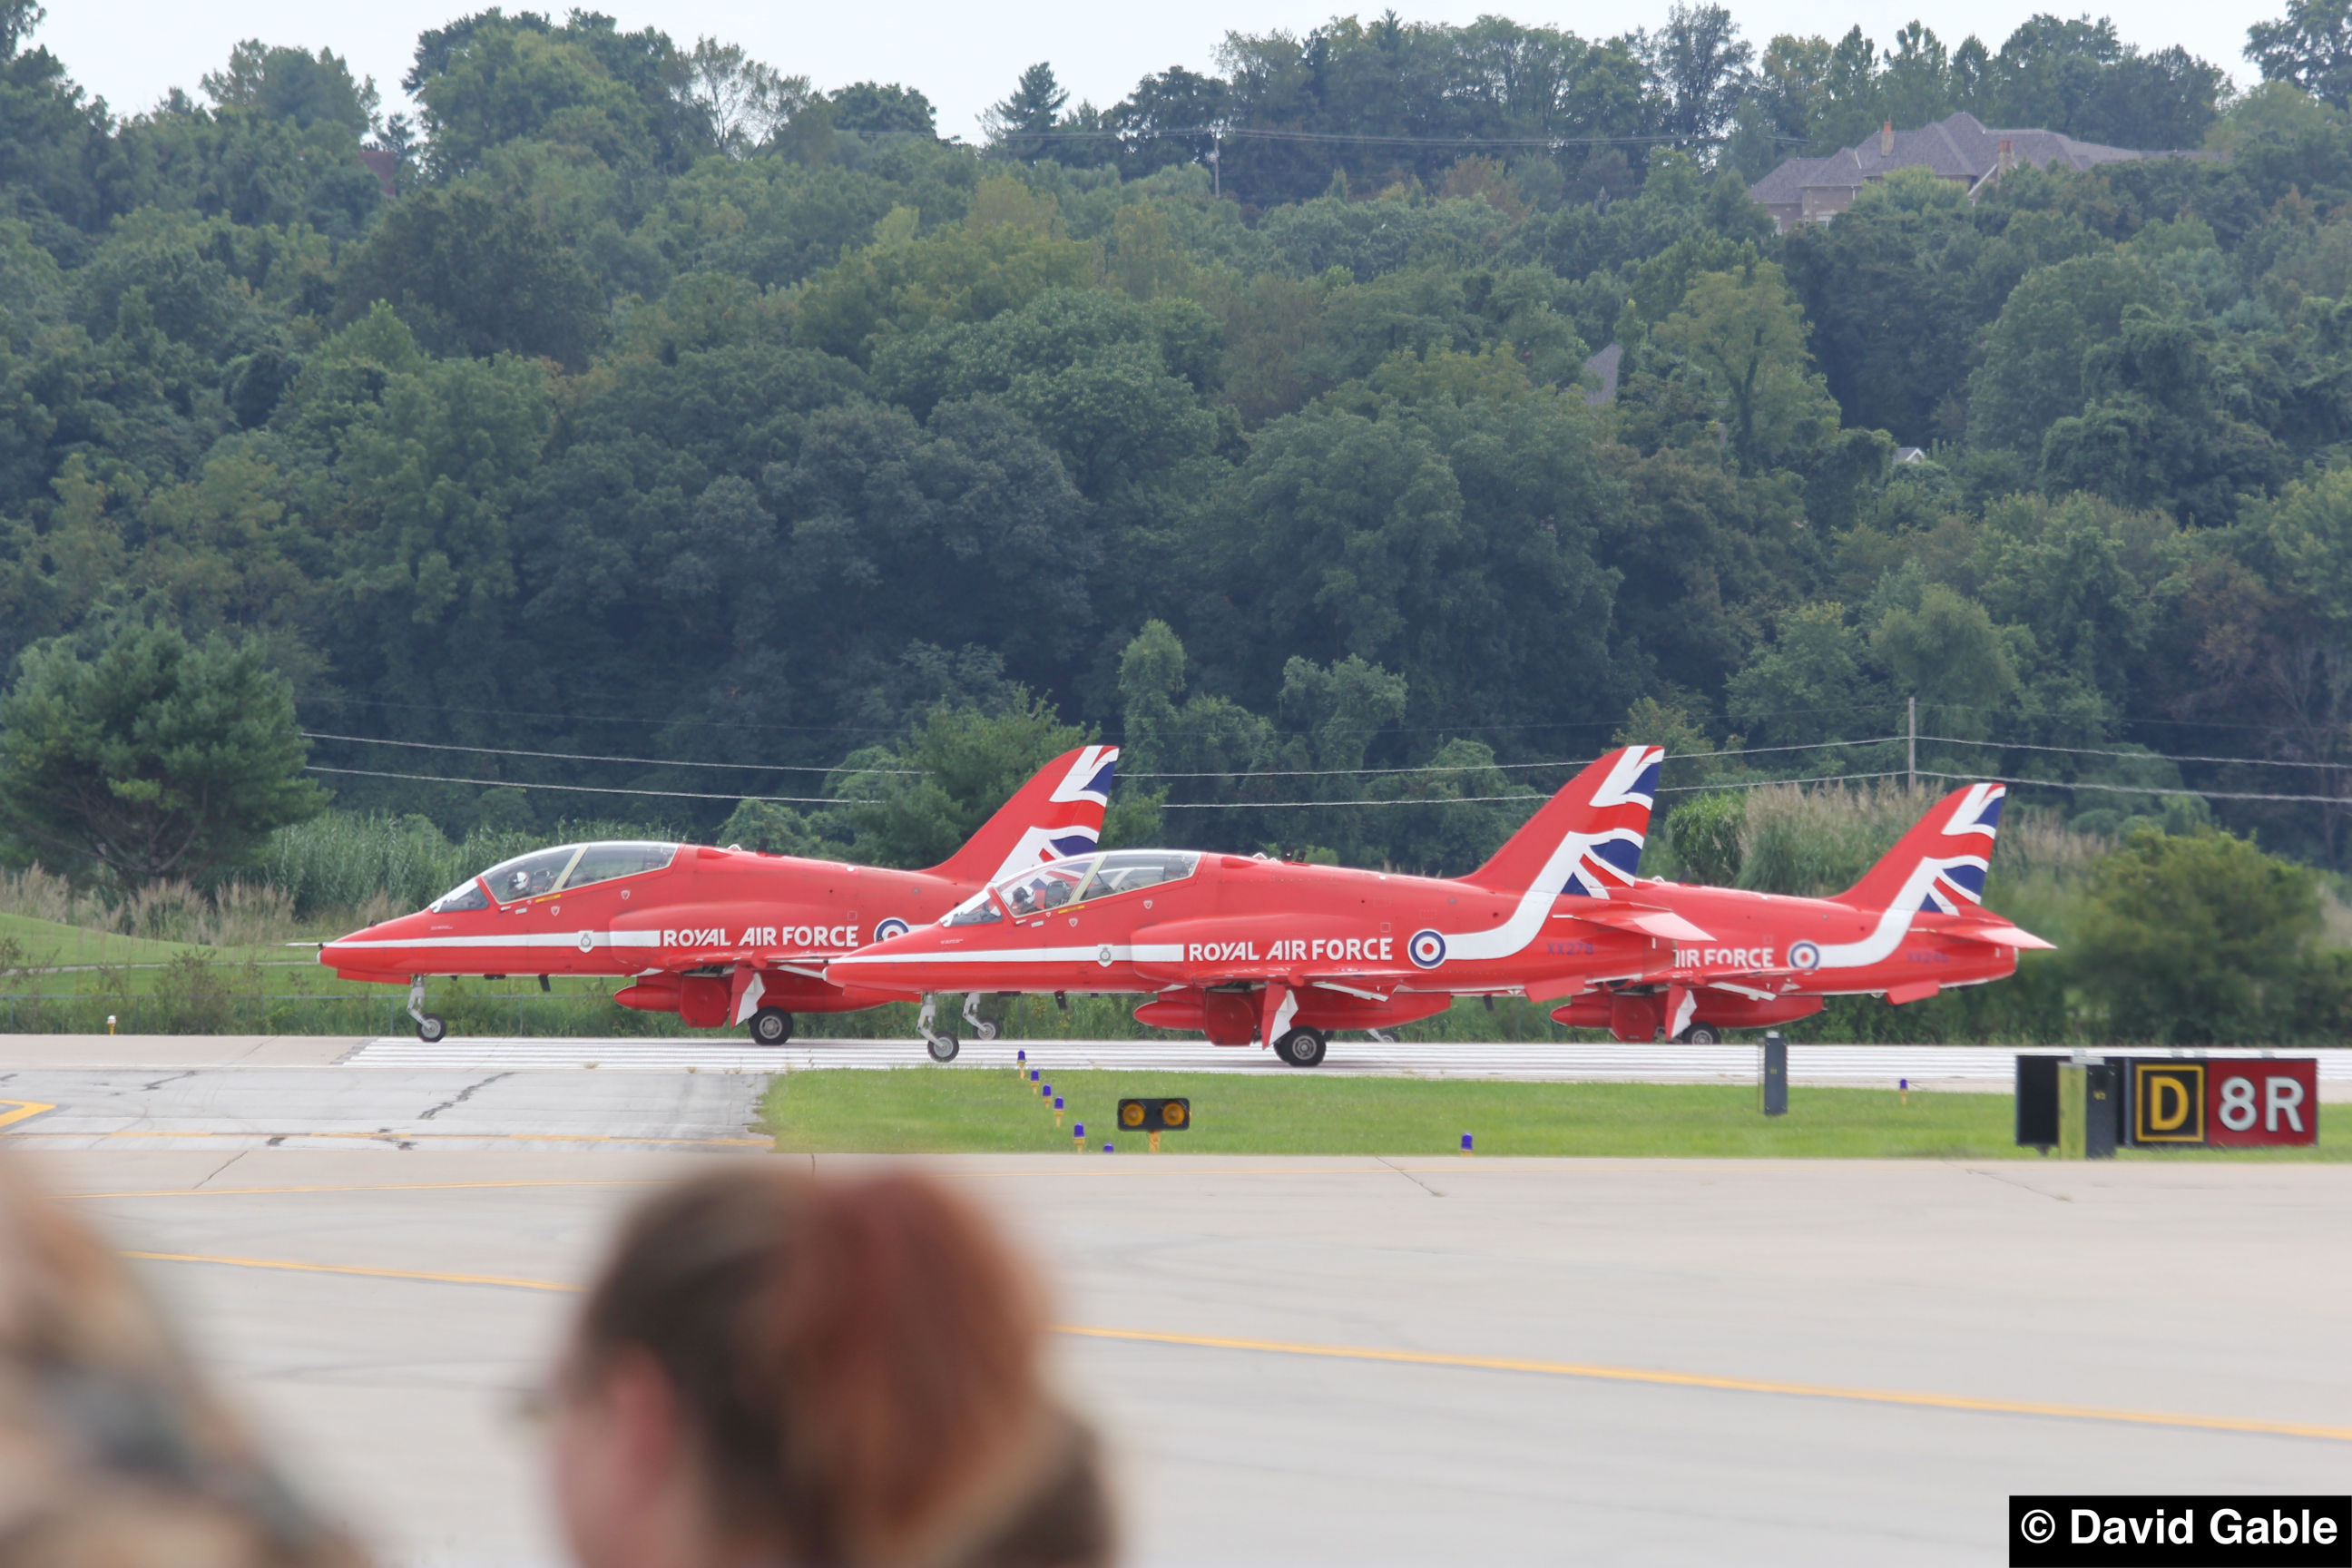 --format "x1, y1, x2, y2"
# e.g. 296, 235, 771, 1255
427, 841, 679, 912
938, 850, 1200, 926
